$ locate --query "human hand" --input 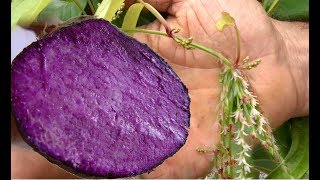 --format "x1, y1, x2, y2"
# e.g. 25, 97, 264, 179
129, 0, 309, 178
11, 0, 309, 178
